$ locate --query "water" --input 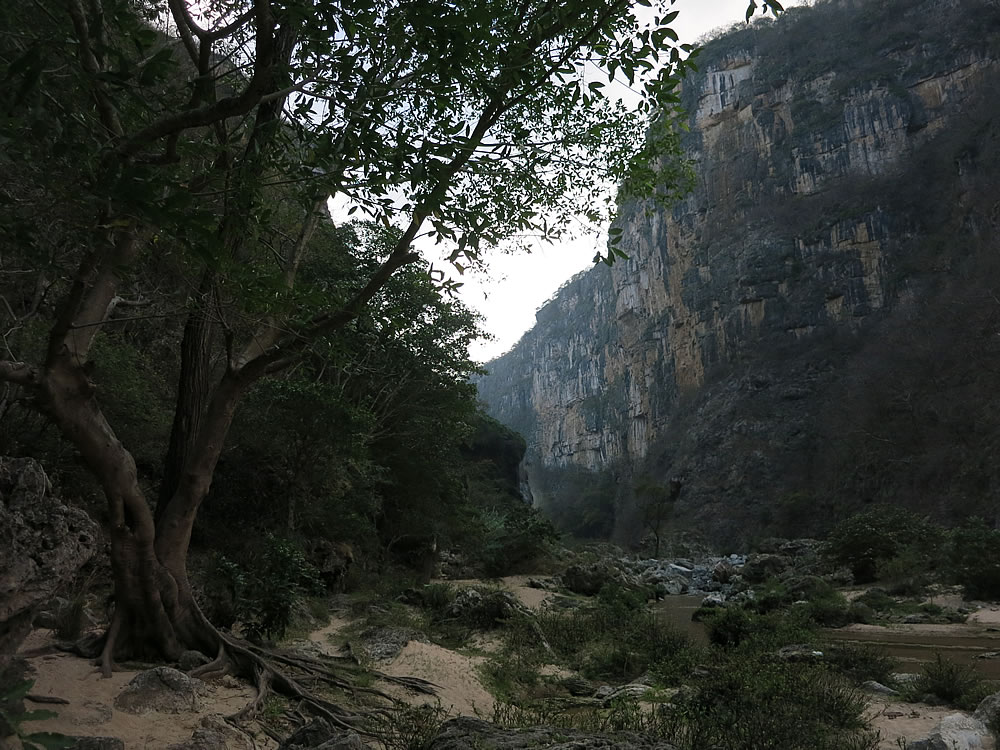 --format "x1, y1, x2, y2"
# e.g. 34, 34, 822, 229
652, 595, 1000, 679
